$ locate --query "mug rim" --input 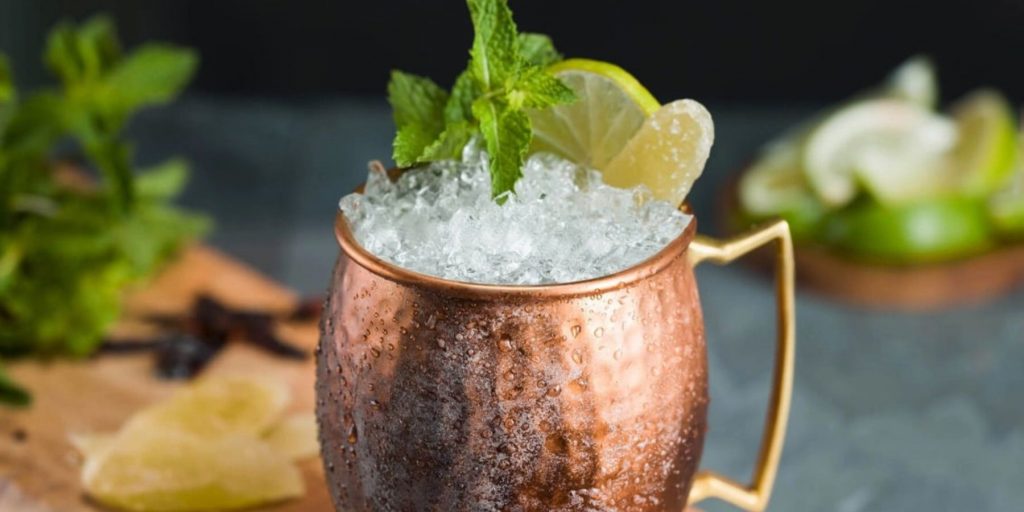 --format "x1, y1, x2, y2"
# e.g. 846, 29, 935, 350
334, 206, 697, 300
